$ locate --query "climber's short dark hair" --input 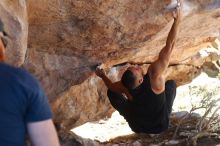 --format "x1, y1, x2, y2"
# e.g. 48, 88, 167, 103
121, 70, 136, 89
